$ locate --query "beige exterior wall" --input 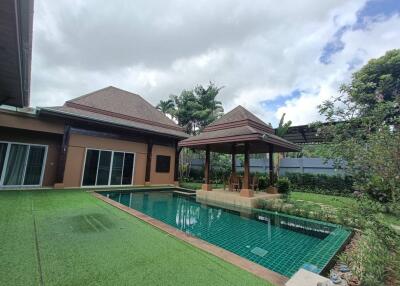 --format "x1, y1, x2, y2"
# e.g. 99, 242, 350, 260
0, 110, 178, 188
150, 144, 176, 185
0, 126, 62, 187
63, 133, 176, 187
0, 111, 64, 187
0, 111, 64, 134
